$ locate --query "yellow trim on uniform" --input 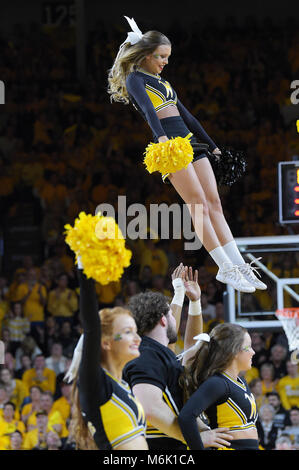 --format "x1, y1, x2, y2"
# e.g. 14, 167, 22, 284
111, 395, 138, 427
222, 373, 247, 391
145, 83, 177, 112
226, 398, 247, 425
99, 391, 146, 448
145, 84, 165, 102
162, 388, 179, 417
156, 100, 178, 111
112, 425, 145, 448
